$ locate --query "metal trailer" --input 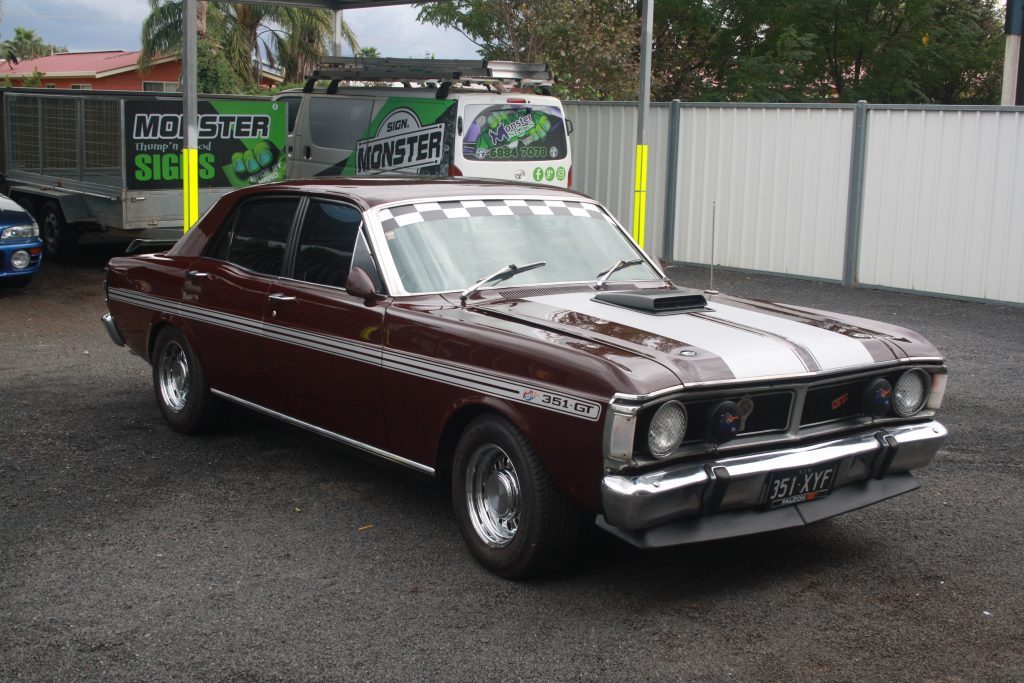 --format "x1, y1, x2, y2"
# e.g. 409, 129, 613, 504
0, 88, 269, 259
